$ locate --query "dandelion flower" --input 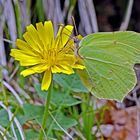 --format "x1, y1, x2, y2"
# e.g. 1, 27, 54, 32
10, 21, 85, 90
